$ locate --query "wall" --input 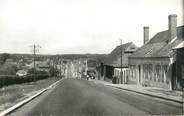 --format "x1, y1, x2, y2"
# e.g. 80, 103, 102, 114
128, 57, 171, 89
114, 68, 128, 84
175, 48, 184, 90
